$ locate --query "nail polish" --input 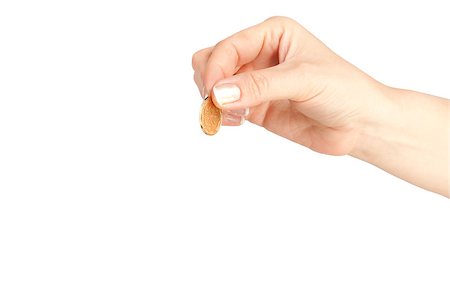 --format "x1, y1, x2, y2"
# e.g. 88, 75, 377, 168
213, 83, 241, 106
222, 112, 245, 126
